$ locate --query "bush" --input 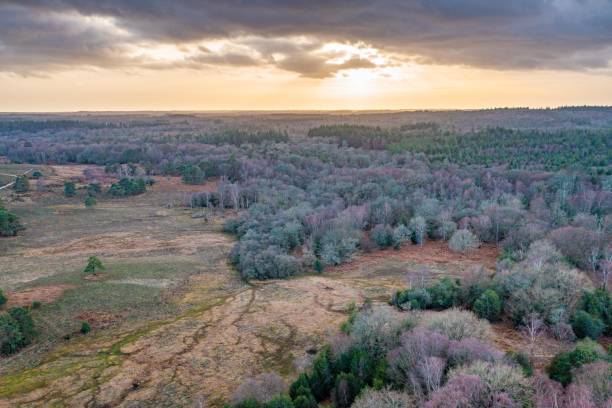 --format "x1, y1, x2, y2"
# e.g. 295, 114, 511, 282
571, 310, 605, 339
506, 351, 533, 377
392, 287, 431, 310
392, 224, 411, 249
31, 300, 41, 309
428, 277, 461, 309
371, 224, 394, 249
424, 309, 492, 341
84, 196, 97, 207
448, 230, 480, 253
0, 289, 6, 307
80, 321, 91, 334
64, 181, 76, 197
13, 175, 29, 193
473, 289, 502, 322
547, 339, 605, 385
